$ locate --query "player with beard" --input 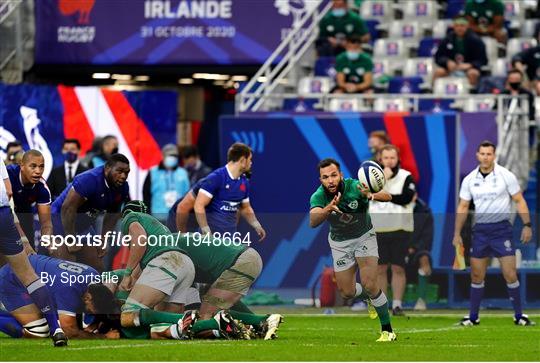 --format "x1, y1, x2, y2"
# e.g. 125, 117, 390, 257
194, 143, 265, 240
309, 158, 396, 342
49, 154, 130, 271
